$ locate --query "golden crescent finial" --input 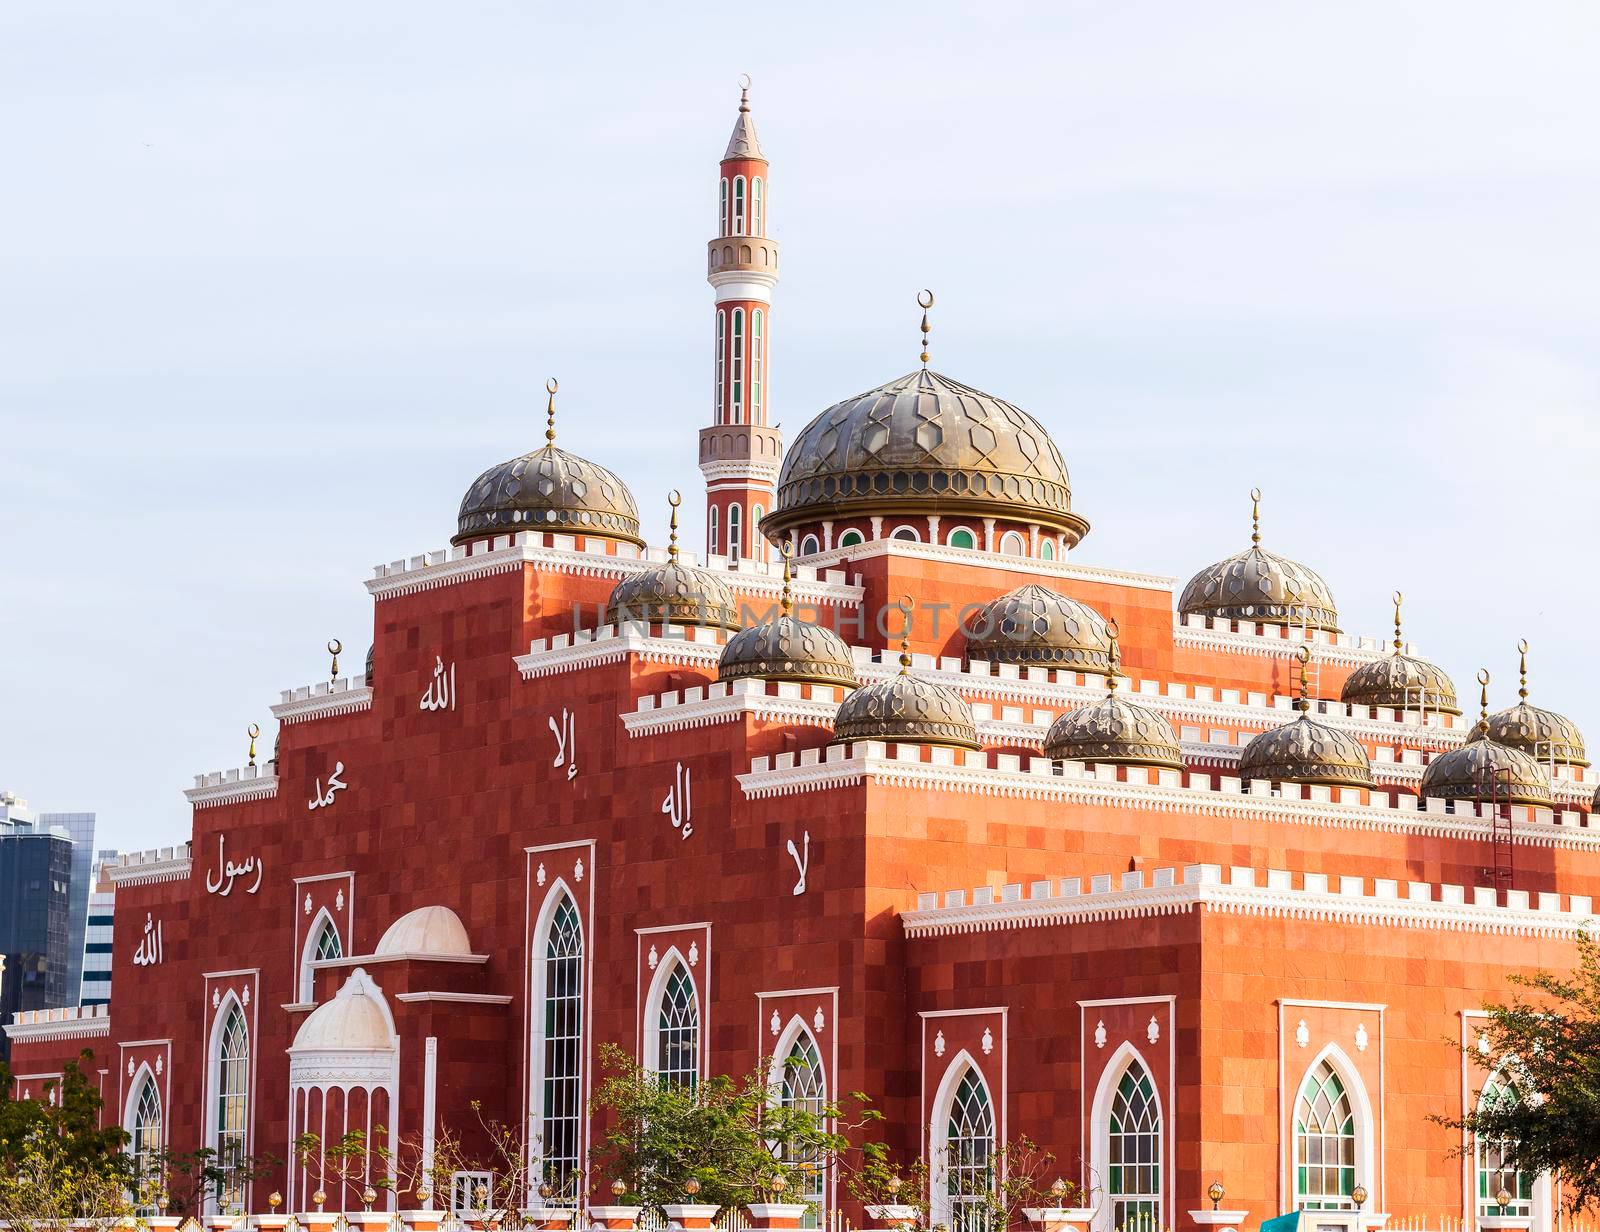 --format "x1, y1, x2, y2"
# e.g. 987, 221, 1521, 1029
897, 594, 914, 672
1391, 592, 1403, 653
1294, 643, 1312, 710
246, 722, 261, 767
666, 489, 682, 560
327, 638, 342, 681
1476, 668, 1491, 725
1516, 638, 1529, 701
1250, 488, 1263, 547
778, 541, 793, 617
545, 377, 559, 445
917, 290, 934, 368
1105, 618, 1122, 693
